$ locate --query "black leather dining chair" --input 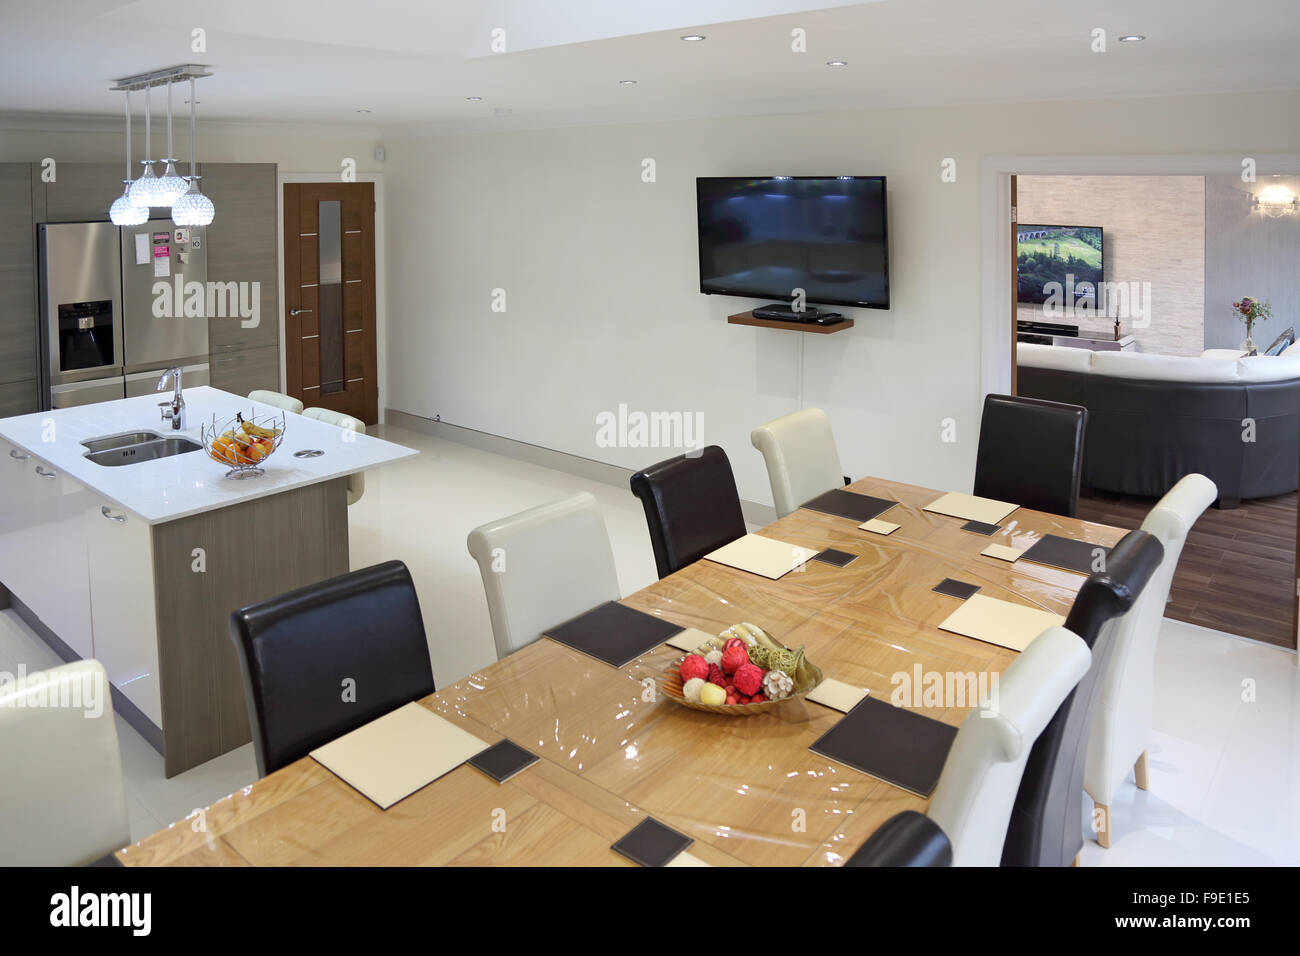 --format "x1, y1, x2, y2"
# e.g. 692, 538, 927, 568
229, 560, 436, 777
1000, 529, 1164, 867
974, 393, 1087, 518
629, 445, 747, 579
843, 811, 953, 867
